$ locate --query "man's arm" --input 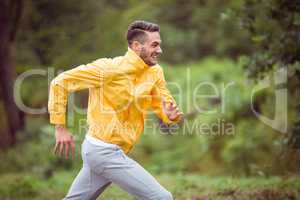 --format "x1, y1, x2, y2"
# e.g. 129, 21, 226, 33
151, 66, 183, 125
48, 63, 104, 124
48, 62, 105, 158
